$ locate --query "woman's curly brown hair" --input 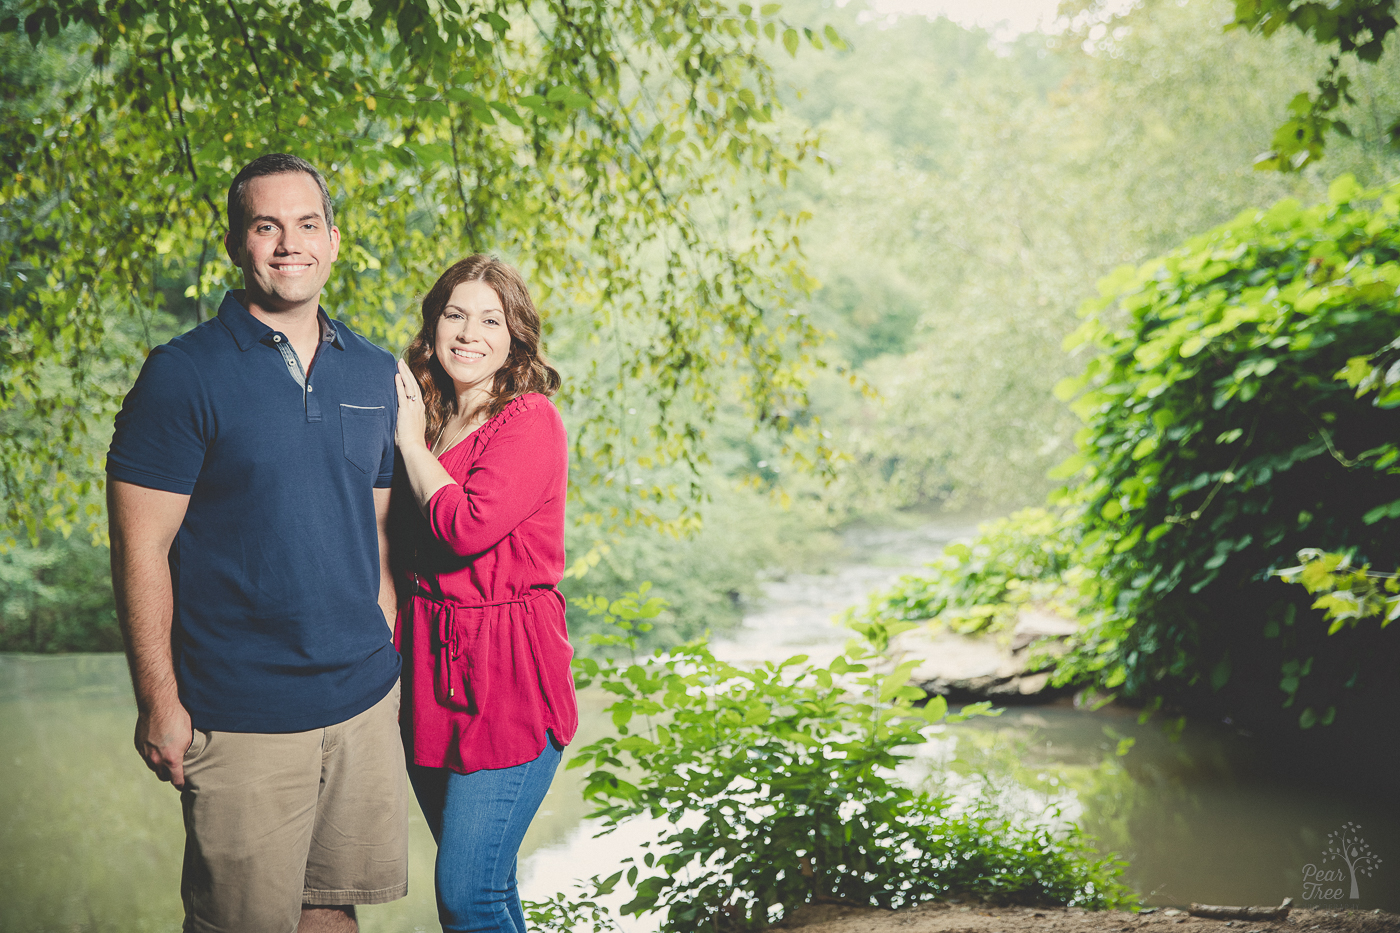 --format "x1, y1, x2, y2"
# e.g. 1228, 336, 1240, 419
403, 254, 561, 447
